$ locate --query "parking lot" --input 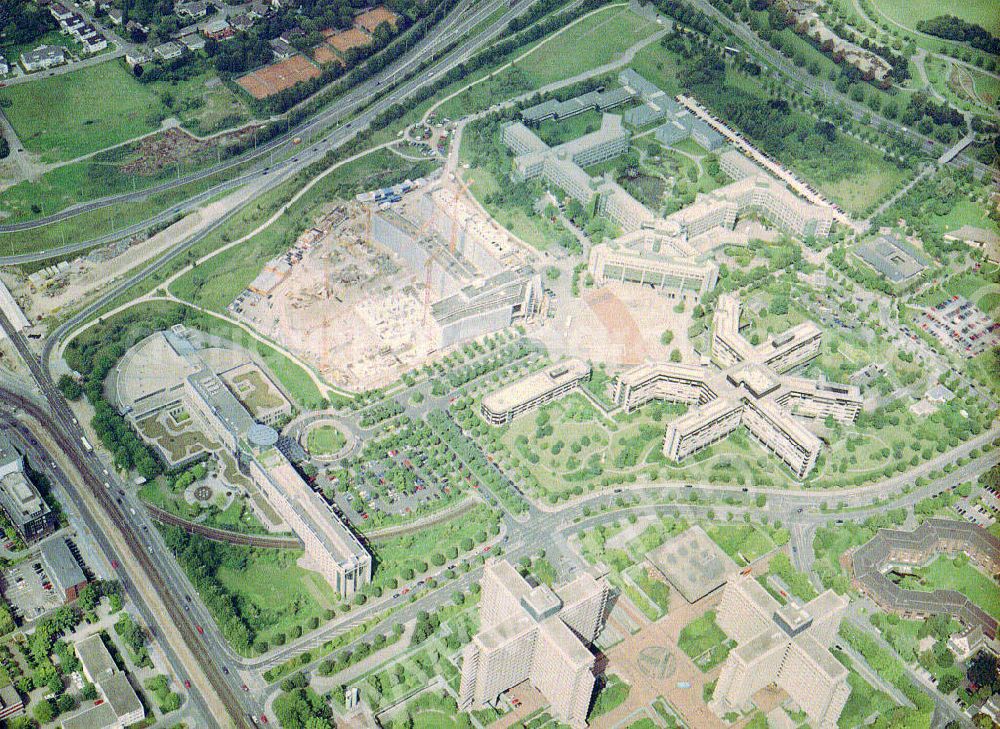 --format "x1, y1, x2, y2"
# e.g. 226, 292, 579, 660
2, 559, 63, 622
